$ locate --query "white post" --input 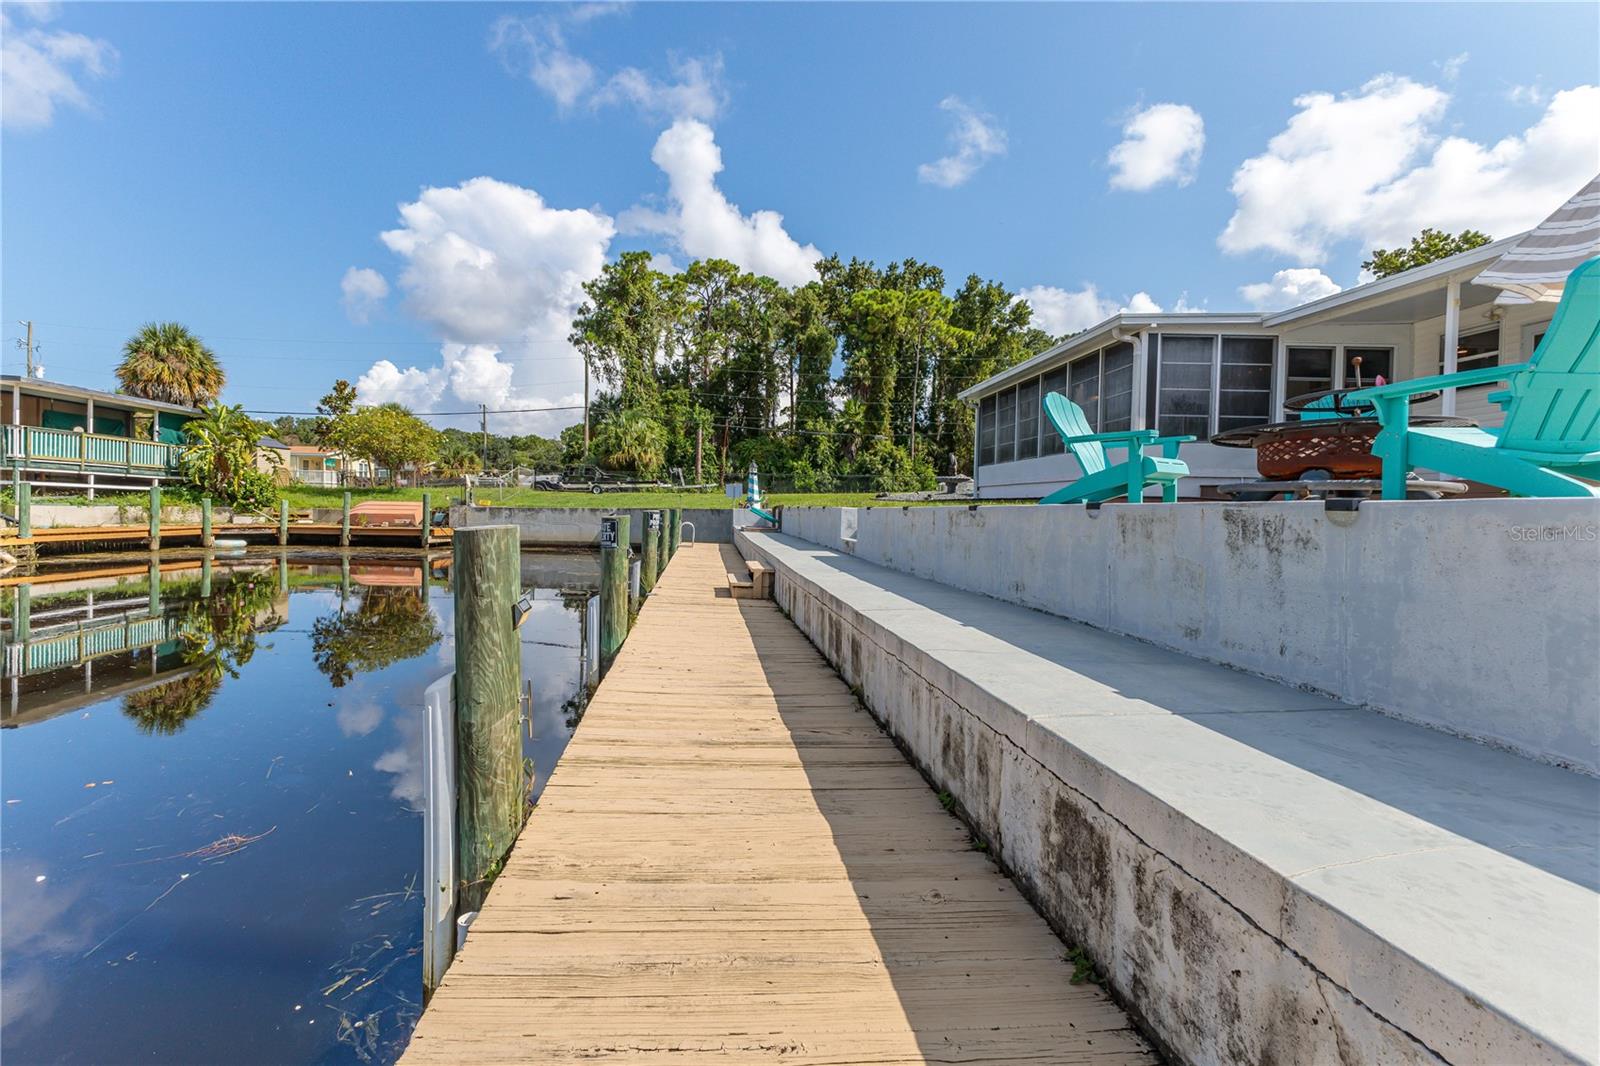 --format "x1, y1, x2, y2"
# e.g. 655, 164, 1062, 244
85, 396, 94, 431
971, 403, 981, 491
1442, 277, 1461, 416
422, 672, 458, 994
10, 384, 19, 425
1130, 333, 1148, 431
